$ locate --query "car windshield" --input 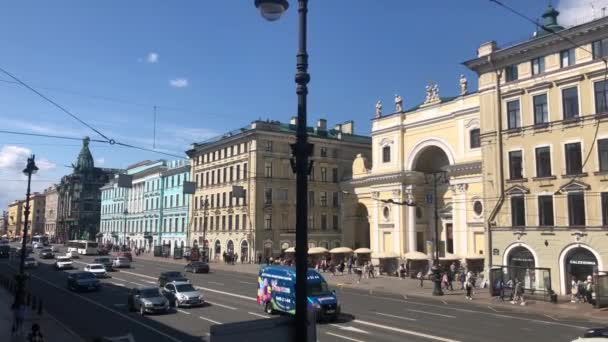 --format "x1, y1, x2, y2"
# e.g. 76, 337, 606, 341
90, 265, 104, 270
97, 258, 110, 263
165, 272, 183, 278
140, 289, 161, 298
118, 258, 128, 262
25, 257, 35, 262
193, 262, 206, 267
175, 284, 196, 292
76, 273, 95, 279
57, 257, 70, 262
42, 249, 52, 253
307, 282, 331, 296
